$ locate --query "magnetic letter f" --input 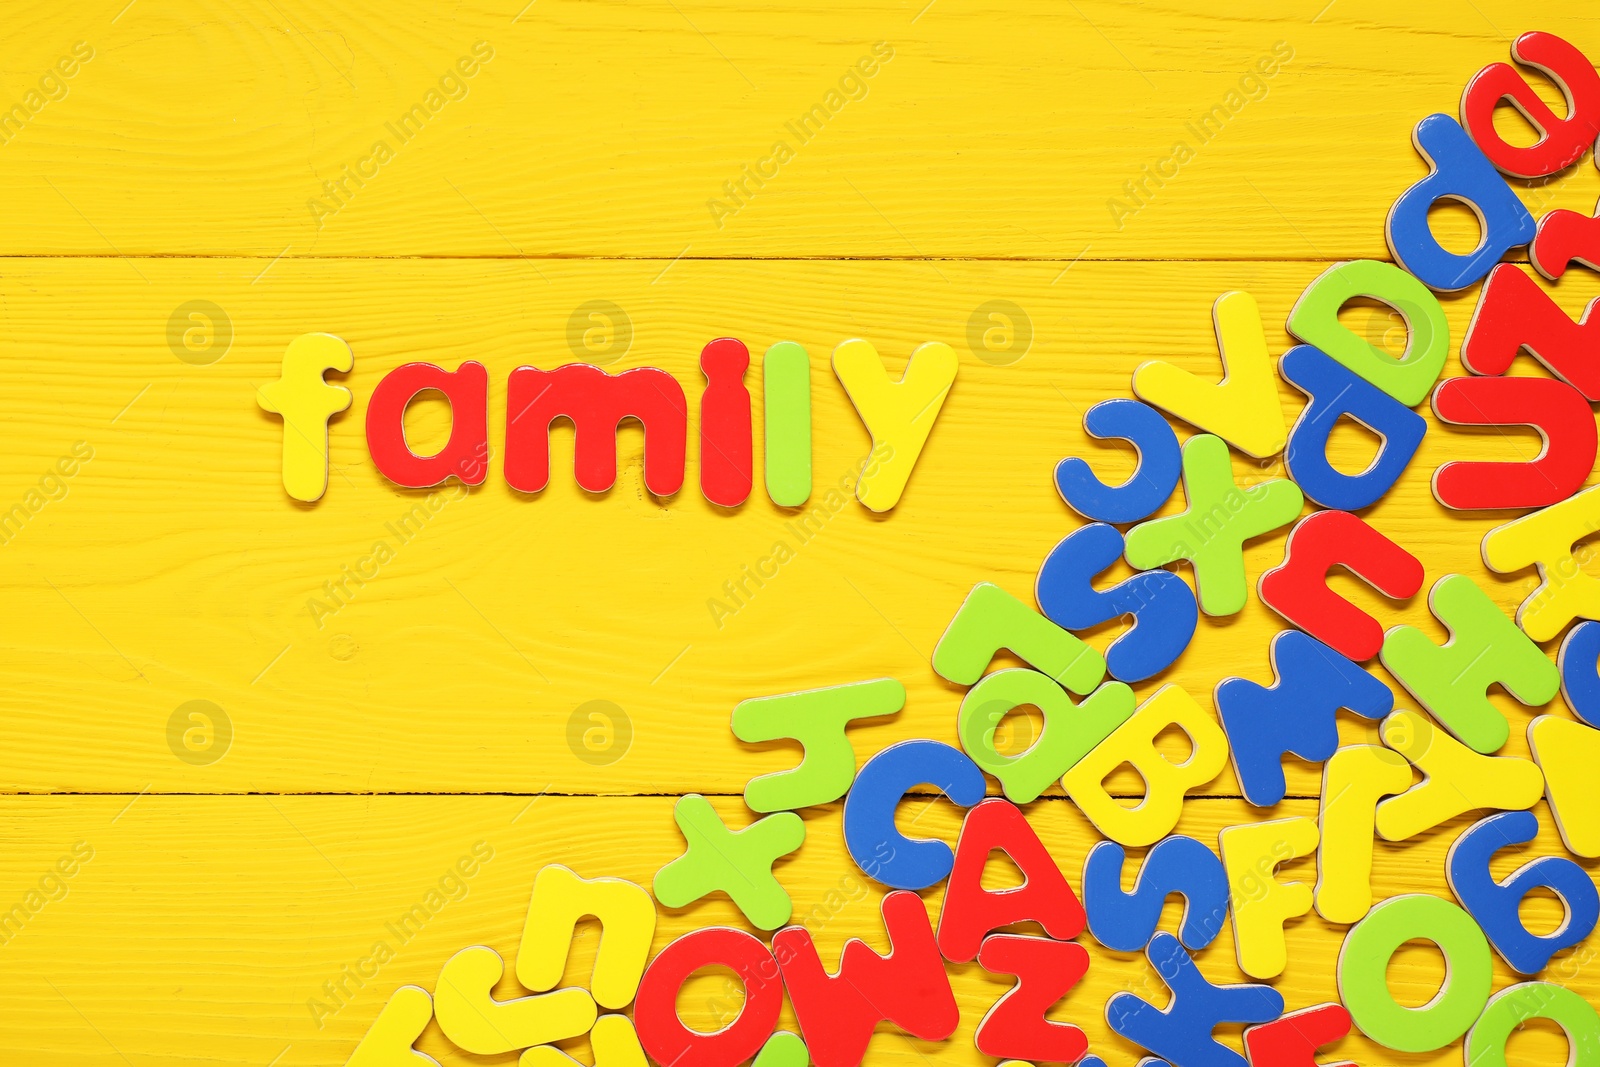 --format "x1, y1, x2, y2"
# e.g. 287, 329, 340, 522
257, 333, 353, 502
